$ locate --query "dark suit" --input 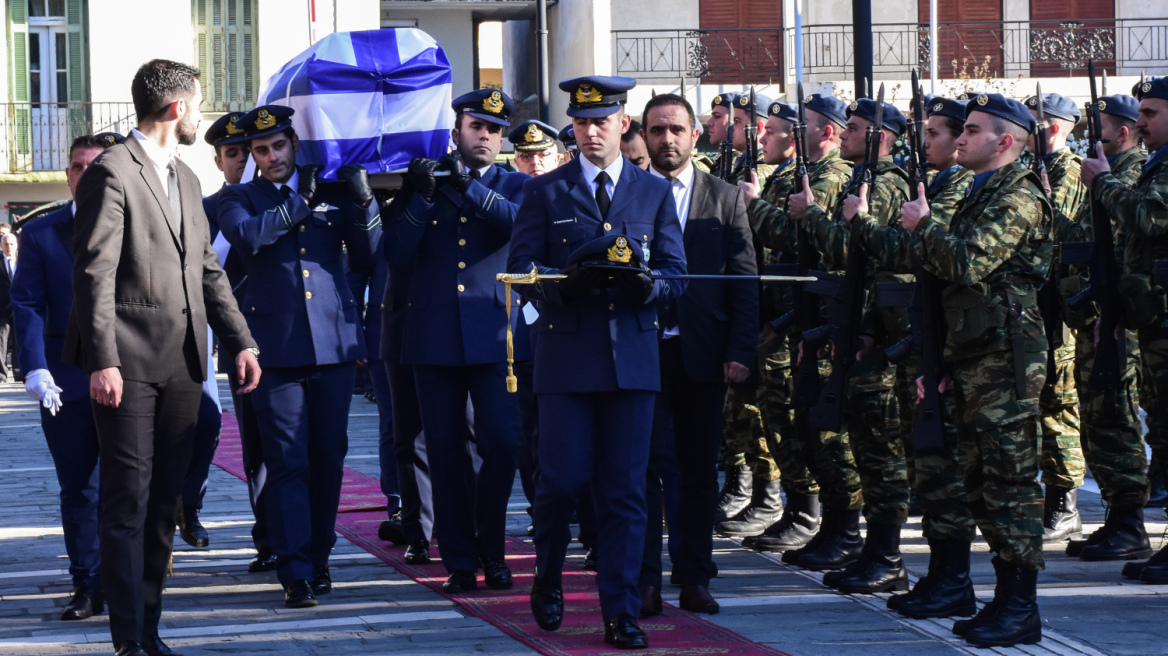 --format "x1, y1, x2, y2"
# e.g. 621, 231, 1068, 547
386, 167, 527, 574
508, 155, 687, 621
0, 250, 15, 381
11, 205, 101, 592
641, 167, 758, 589
65, 135, 255, 645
